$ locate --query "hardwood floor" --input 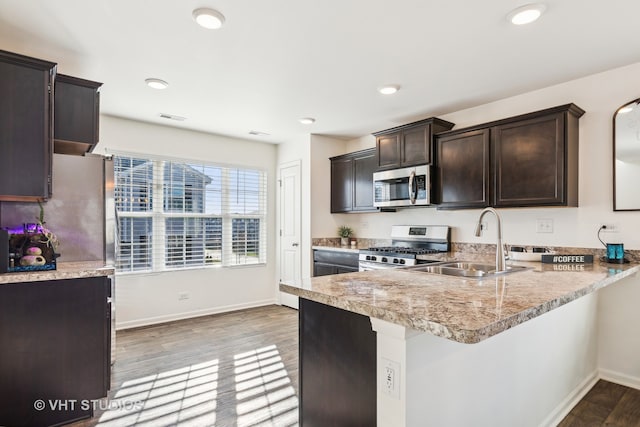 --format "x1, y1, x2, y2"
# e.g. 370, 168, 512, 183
559, 380, 640, 426
65, 304, 640, 427
69, 305, 299, 427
